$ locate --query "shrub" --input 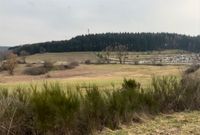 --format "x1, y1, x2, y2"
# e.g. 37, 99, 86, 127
122, 78, 141, 90
61, 61, 80, 70
69, 61, 79, 67
184, 64, 200, 74
80, 86, 108, 133
53, 62, 79, 71
0, 62, 8, 71
154, 63, 164, 66
24, 61, 55, 75
64, 64, 76, 69
85, 59, 91, 64
24, 67, 48, 75
30, 83, 81, 134
2, 76, 200, 134
150, 76, 181, 111
0, 87, 32, 135
43, 61, 54, 70
45, 73, 51, 78
4, 53, 18, 75
53, 65, 67, 70
0, 63, 5, 72
134, 61, 139, 65
178, 75, 200, 110
26, 63, 33, 67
